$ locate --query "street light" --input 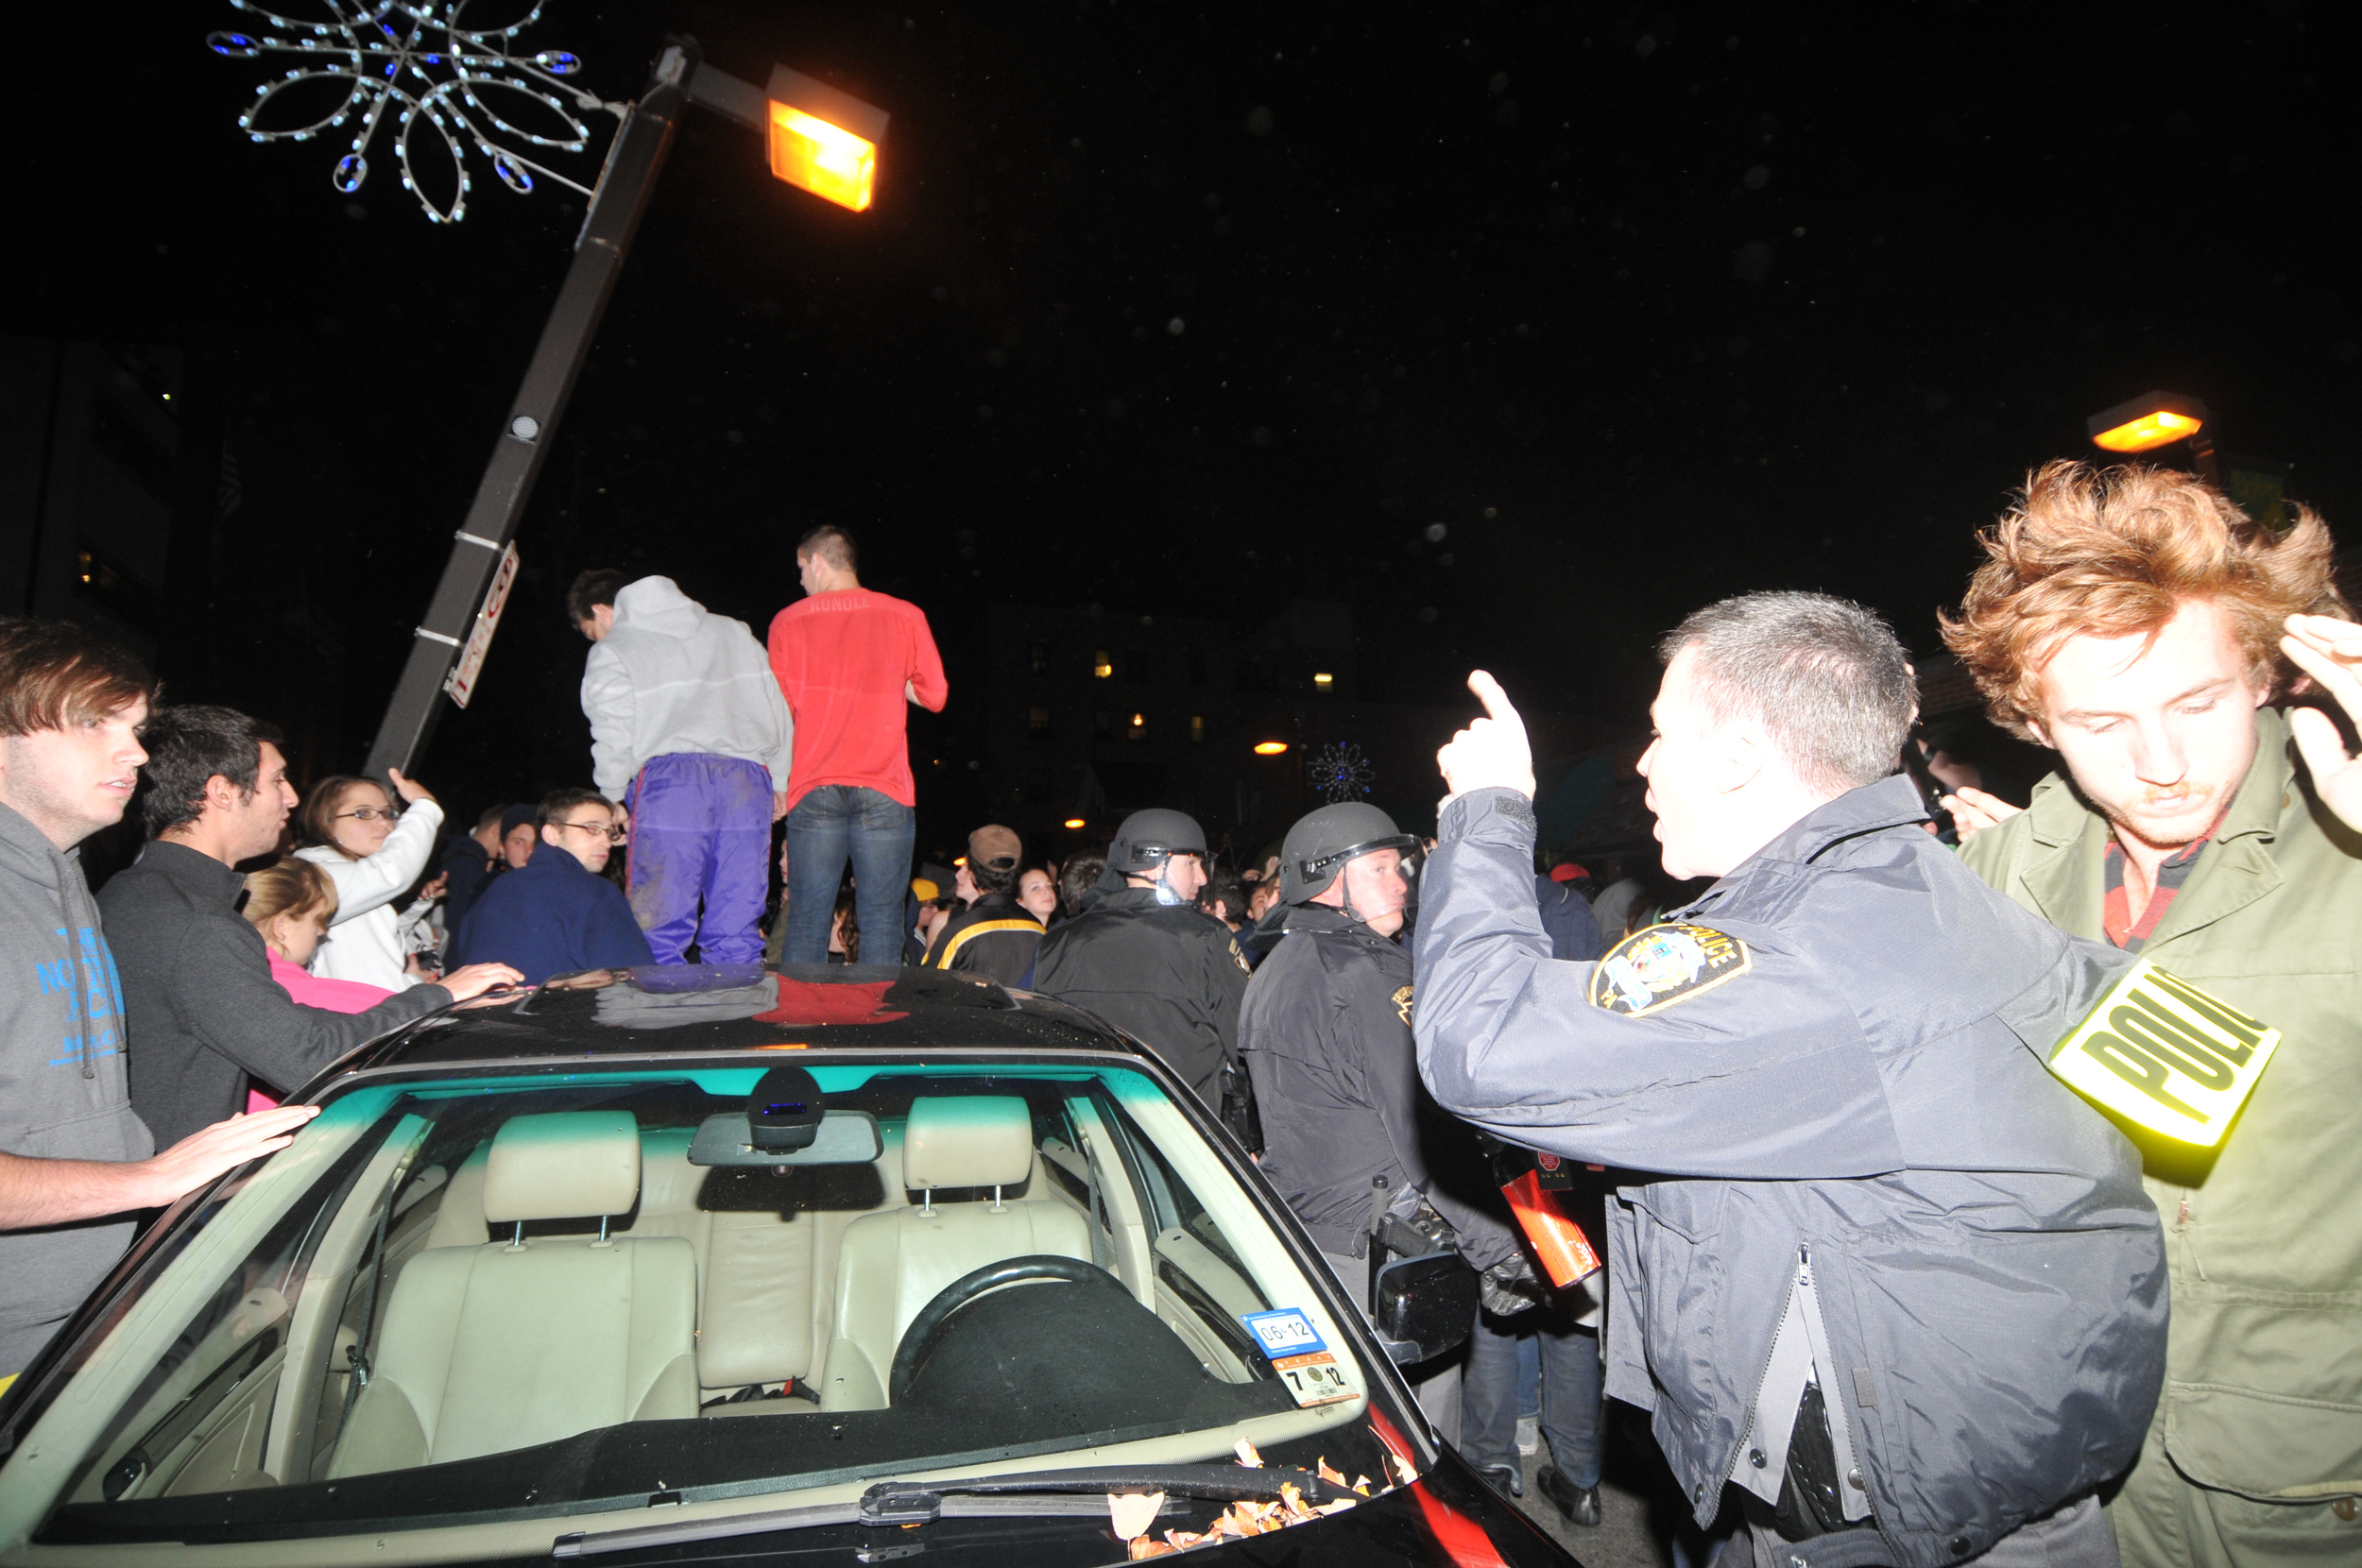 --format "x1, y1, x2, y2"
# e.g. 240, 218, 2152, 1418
1063, 817, 1087, 830
2088, 389, 2217, 481
1253, 741, 1290, 756
211, 5, 890, 779
768, 66, 885, 211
